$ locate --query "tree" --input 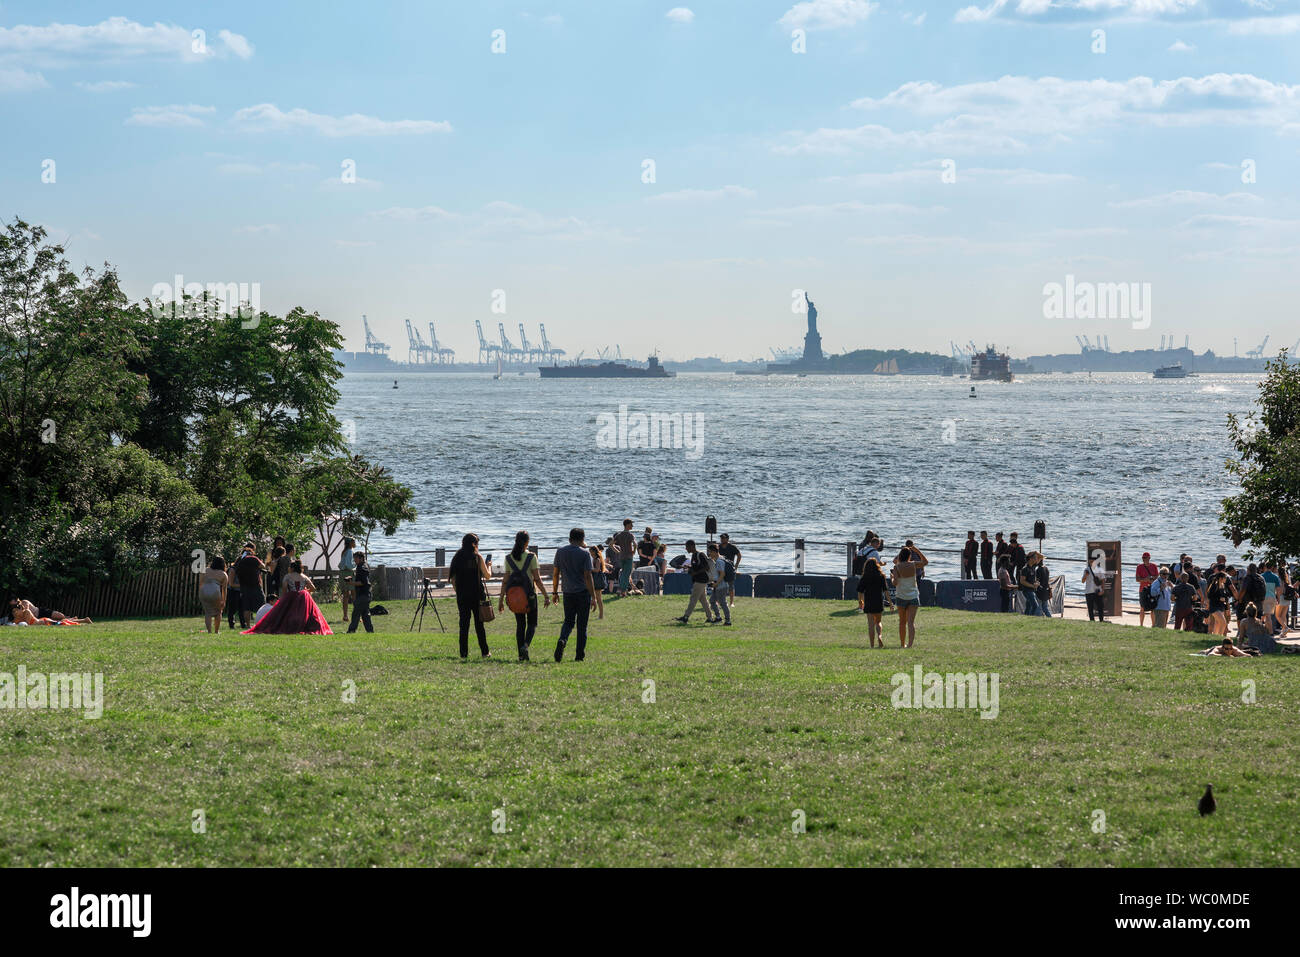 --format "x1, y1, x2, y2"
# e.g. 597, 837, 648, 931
1220, 351, 1300, 564
301, 456, 416, 571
